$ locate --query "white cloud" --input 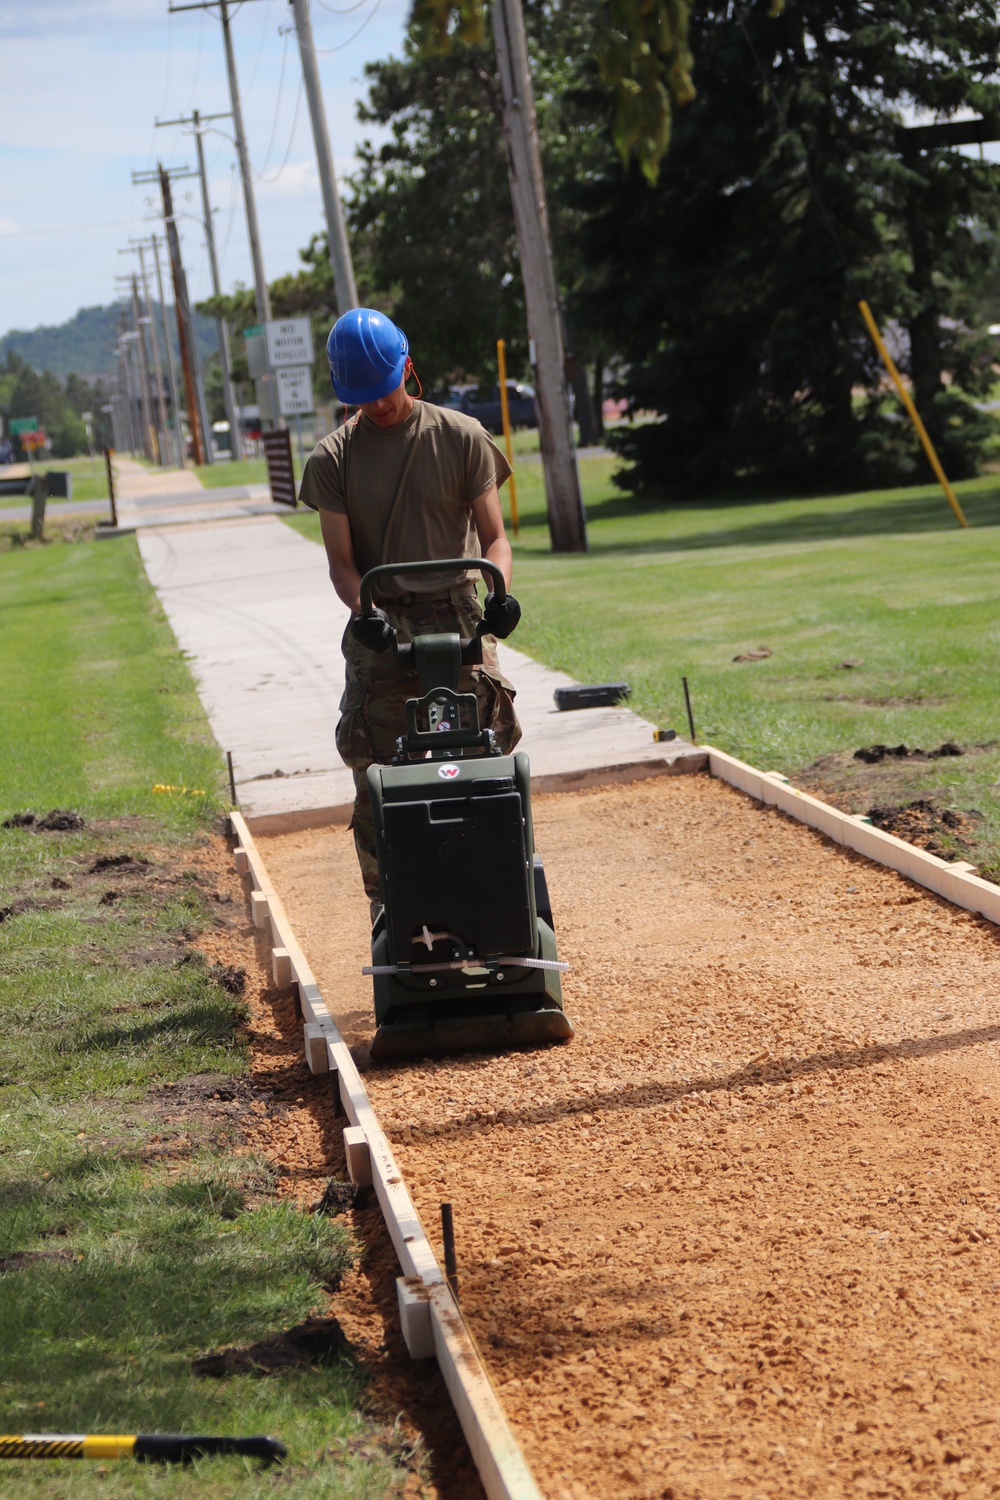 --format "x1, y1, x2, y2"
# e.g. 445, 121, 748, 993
0, 0, 410, 336
256, 156, 321, 199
